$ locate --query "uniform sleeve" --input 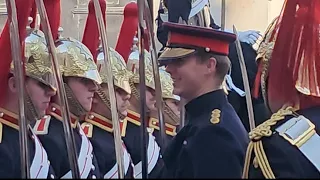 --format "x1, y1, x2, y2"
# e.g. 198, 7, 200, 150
249, 133, 319, 178
0, 145, 15, 178
188, 126, 244, 178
